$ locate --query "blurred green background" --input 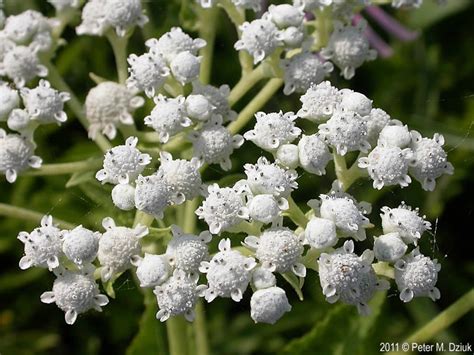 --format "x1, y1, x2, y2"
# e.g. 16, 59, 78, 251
0, 0, 473, 354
